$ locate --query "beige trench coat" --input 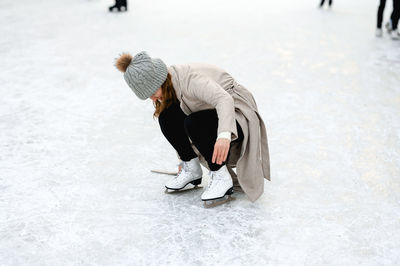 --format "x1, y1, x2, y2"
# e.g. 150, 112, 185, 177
167, 63, 270, 202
